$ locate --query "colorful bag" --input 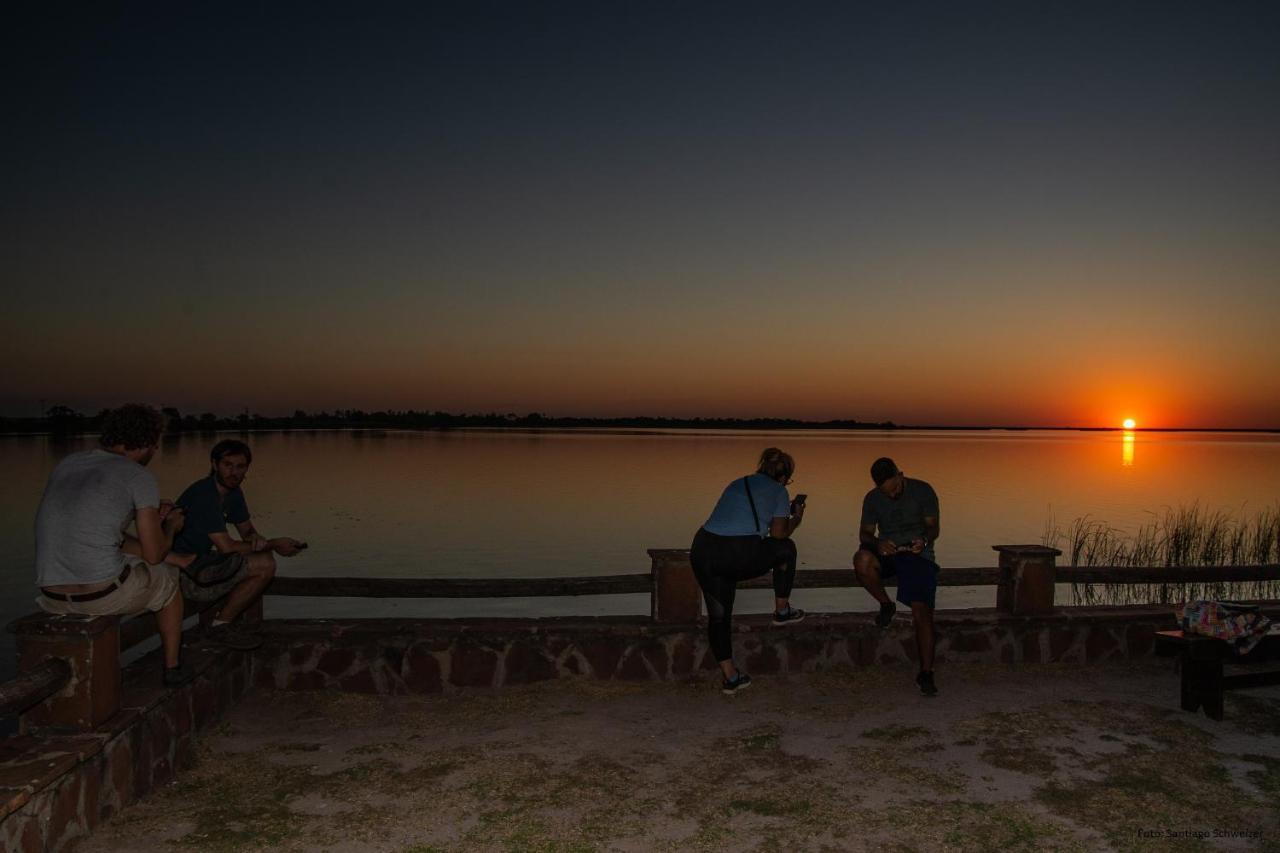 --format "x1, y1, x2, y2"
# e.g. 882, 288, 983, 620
1179, 600, 1272, 655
